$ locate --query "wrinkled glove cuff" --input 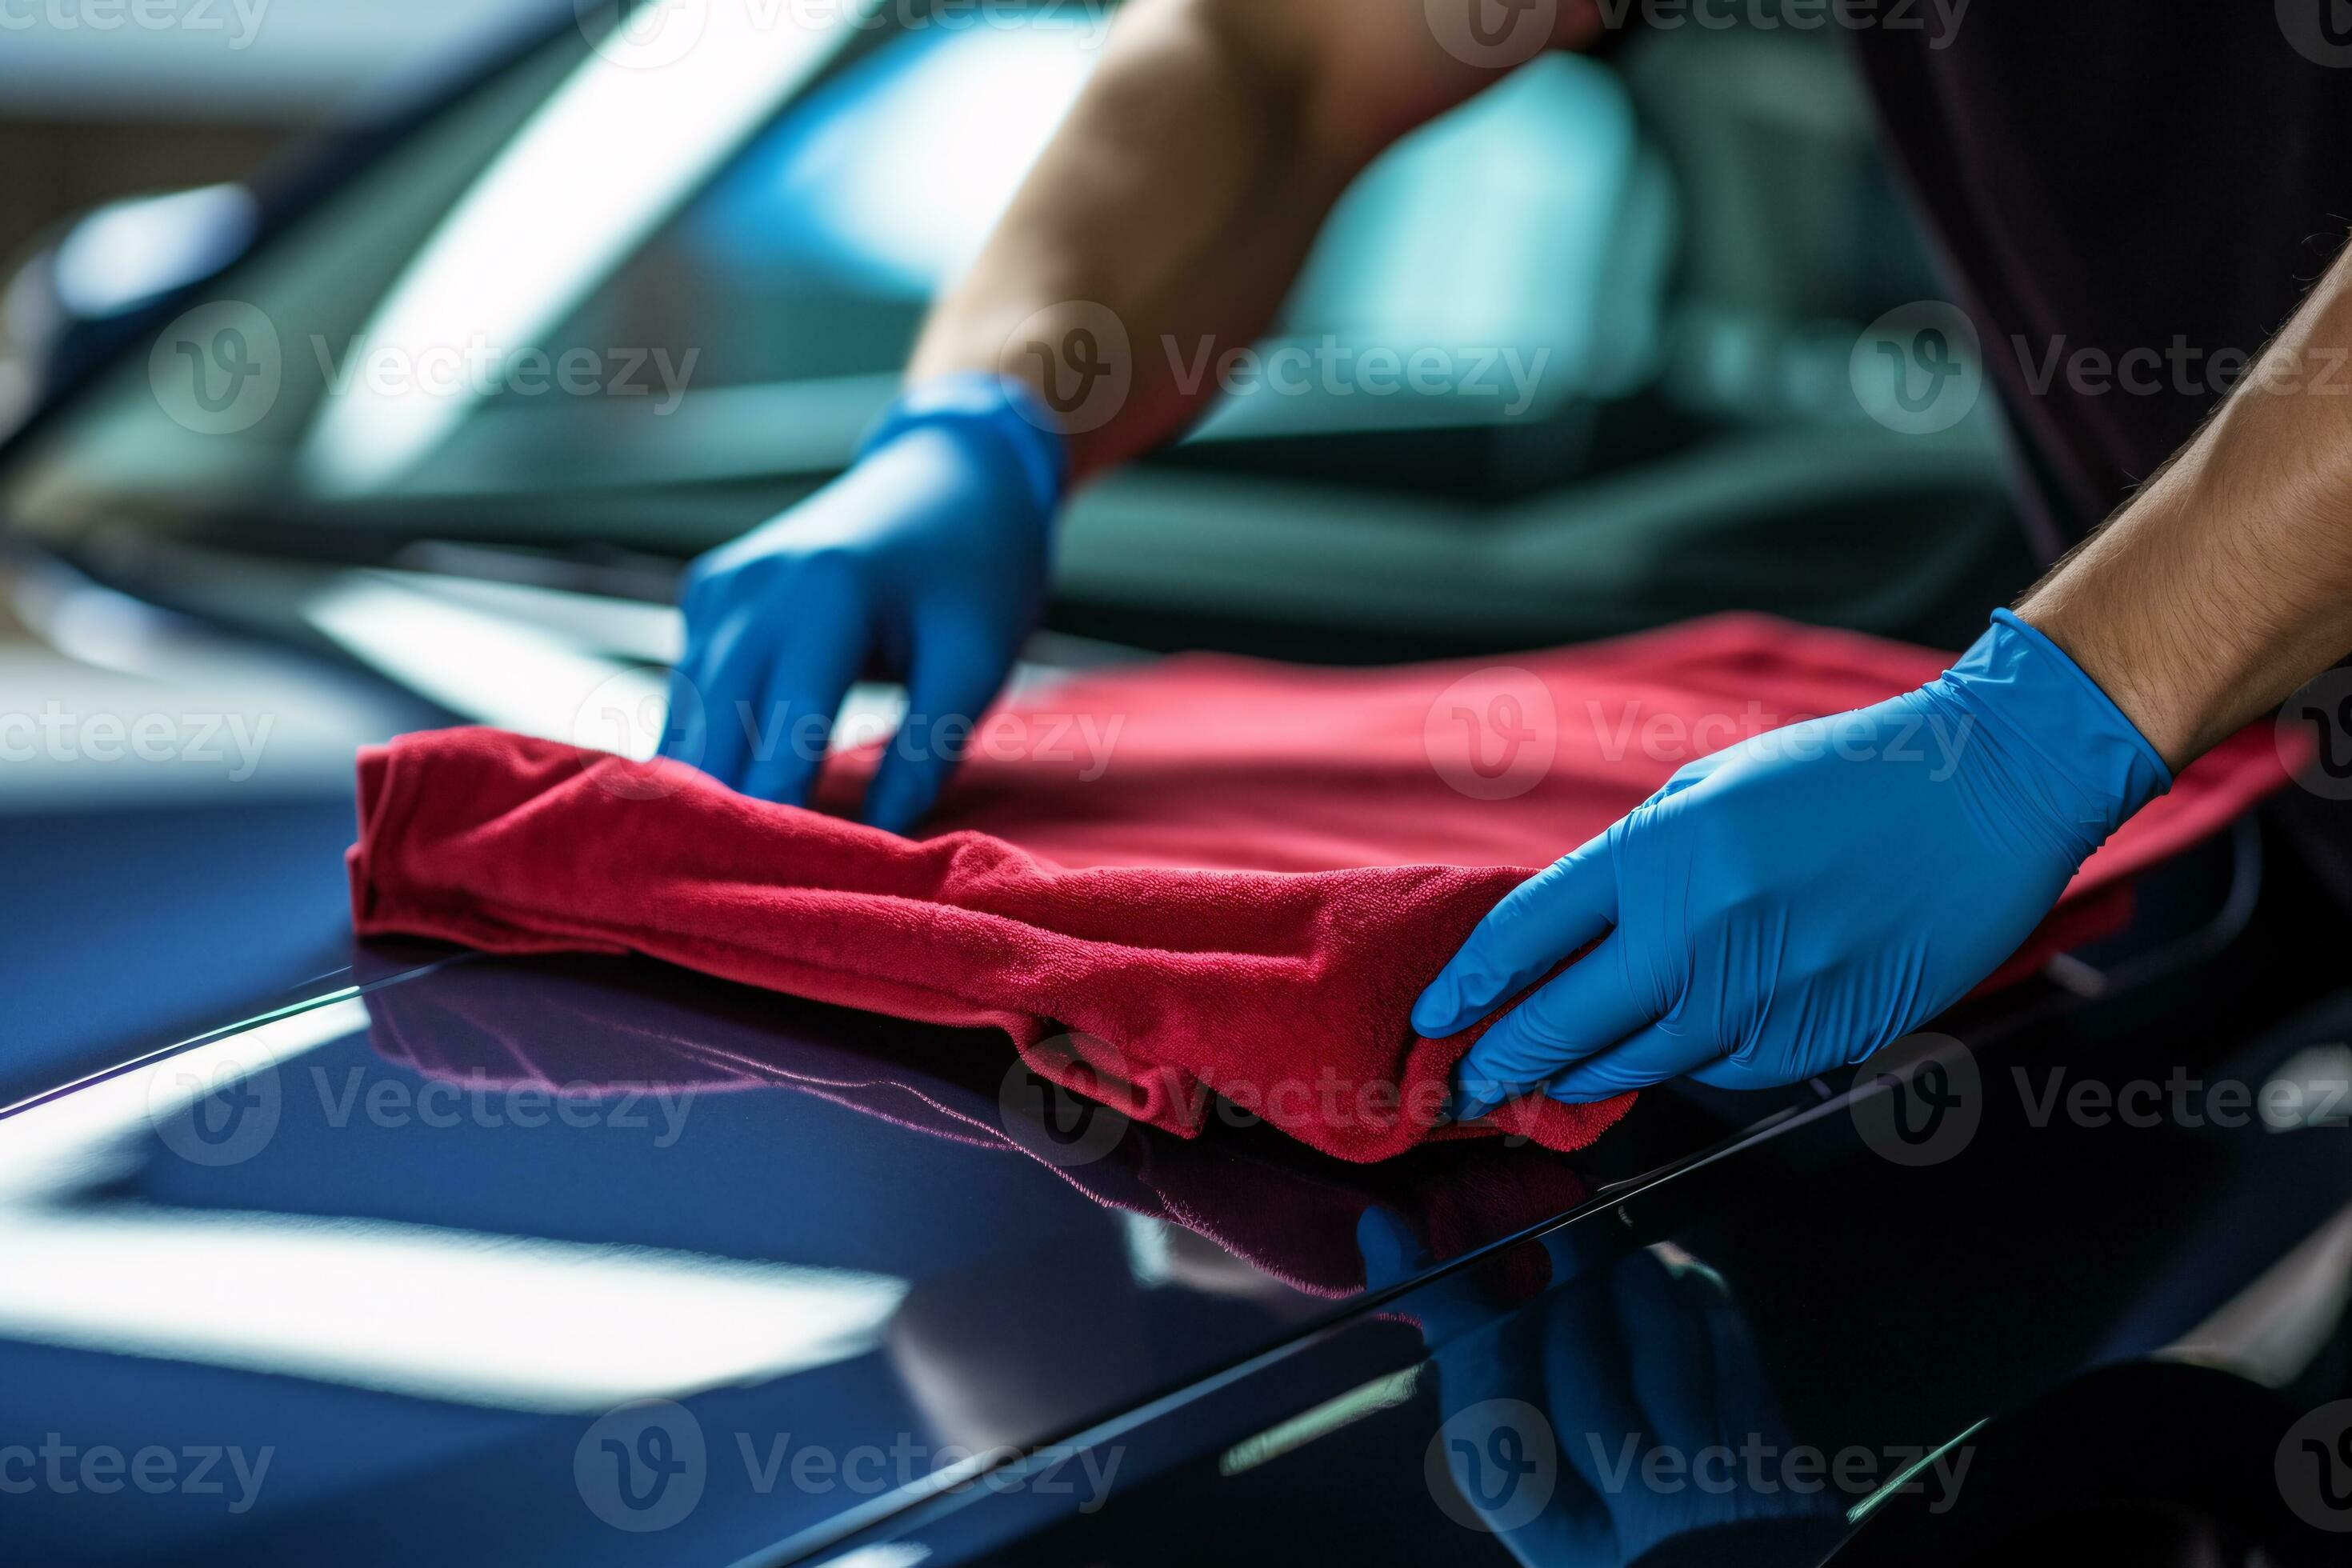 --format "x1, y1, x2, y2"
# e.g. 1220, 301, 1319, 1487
1941, 608, 2172, 854
857, 372, 1070, 519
